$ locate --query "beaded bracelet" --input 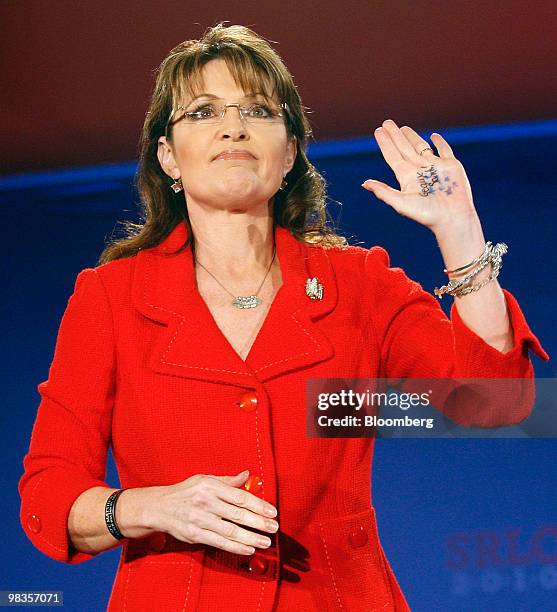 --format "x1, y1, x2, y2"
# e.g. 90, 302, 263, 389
105, 488, 129, 540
